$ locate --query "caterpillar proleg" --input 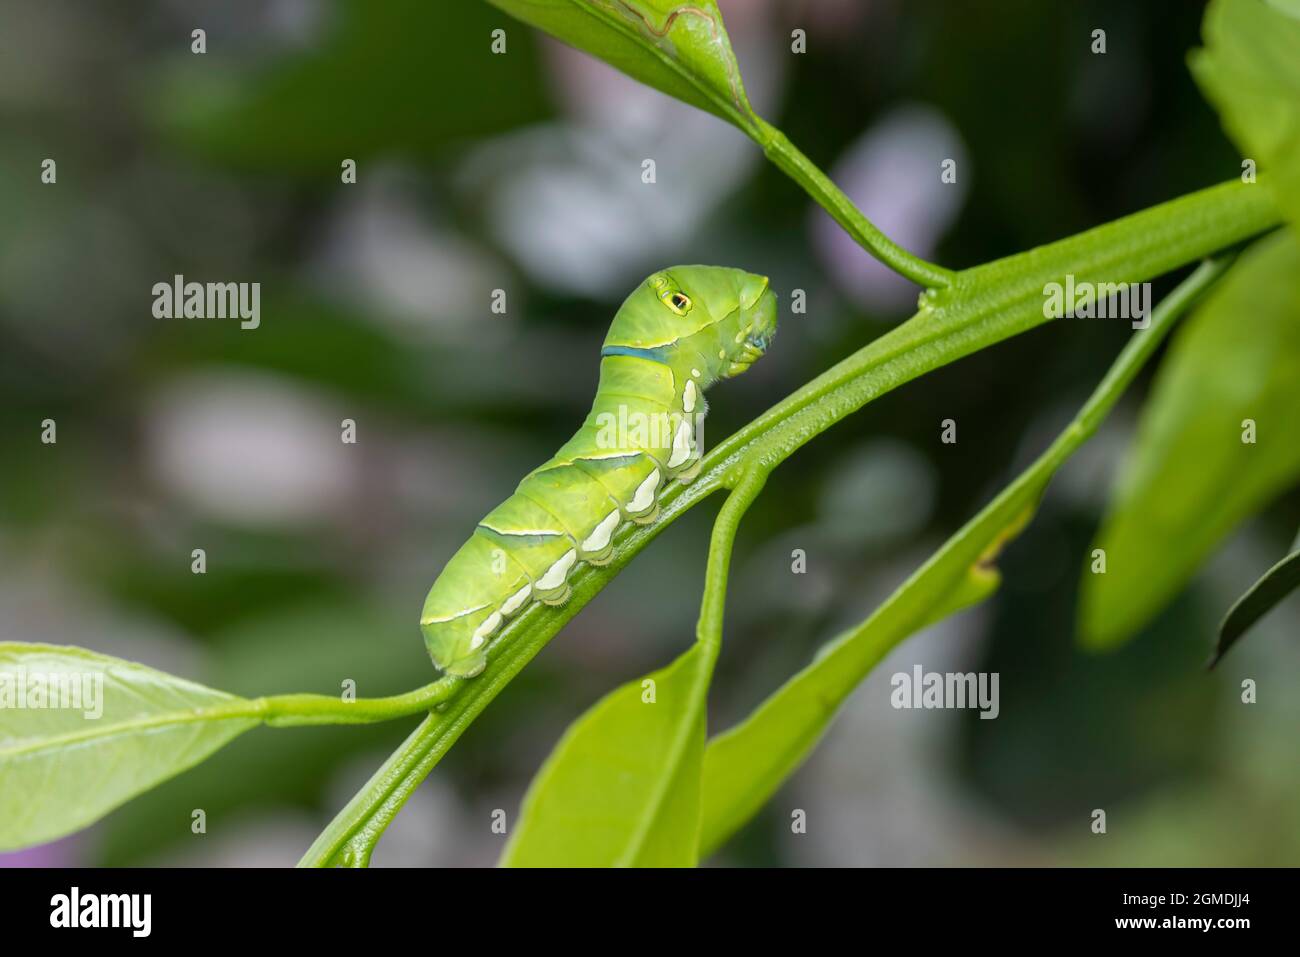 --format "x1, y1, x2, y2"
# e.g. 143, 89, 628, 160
421, 265, 778, 677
